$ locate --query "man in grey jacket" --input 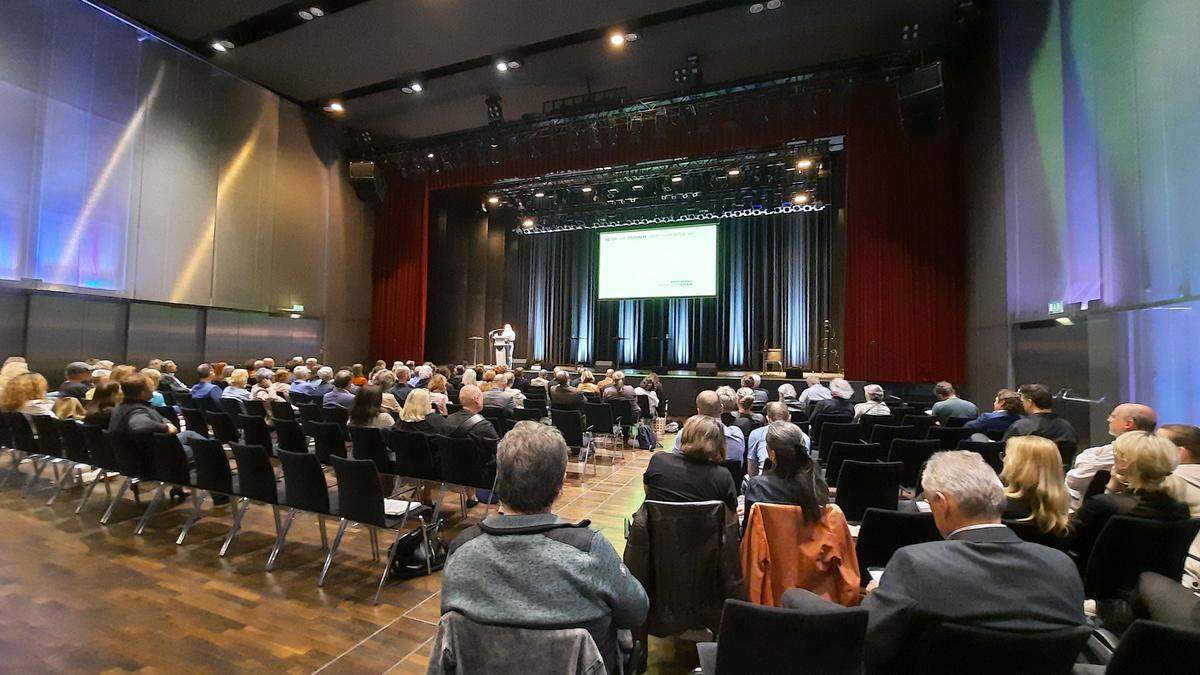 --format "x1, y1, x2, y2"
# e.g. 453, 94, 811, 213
441, 424, 648, 674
